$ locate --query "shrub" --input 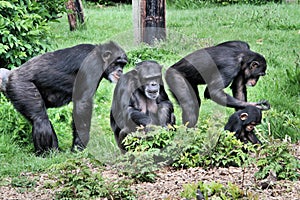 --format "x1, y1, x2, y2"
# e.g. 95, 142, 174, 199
122, 122, 255, 170
181, 181, 259, 199
0, 0, 65, 69
255, 139, 300, 181
48, 158, 136, 199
